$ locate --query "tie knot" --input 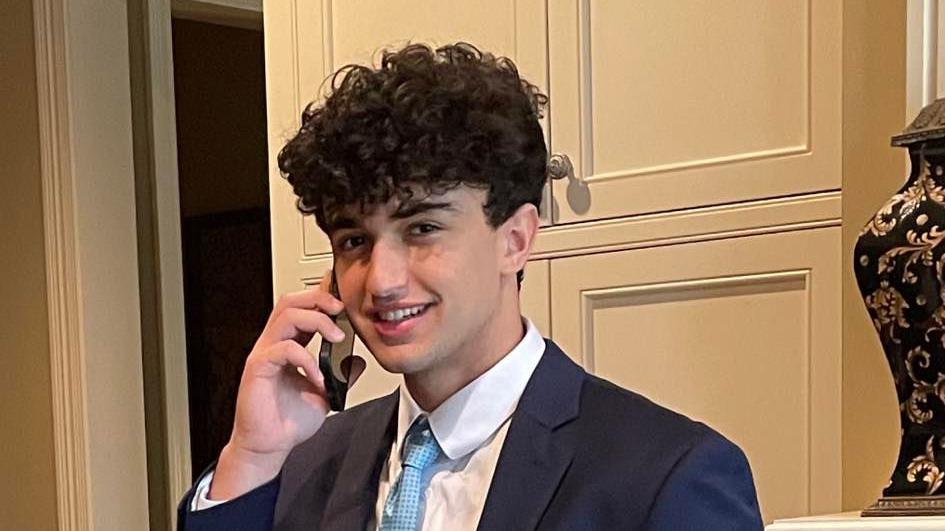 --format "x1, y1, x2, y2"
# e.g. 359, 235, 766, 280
401, 417, 441, 470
